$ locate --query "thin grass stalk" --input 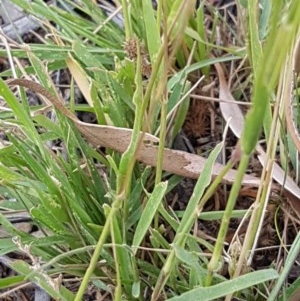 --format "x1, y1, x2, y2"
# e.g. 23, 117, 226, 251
247, 0, 262, 72
153, 91, 168, 255
145, 1, 195, 131
74, 204, 118, 301
130, 255, 143, 301
154, 19, 169, 185
153, 13, 169, 245
247, 58, 290, 261
156, 0, 162, 31
196, 3, 209, 77
196, 160, 235, 215
205, 153, 250, 286
149, 228, 181, 299
117, 41, 143, 202
141, 3, 192, 125
151, 142, 224, 300
268, 231, 300, 301
121, 0, 132, 40
224, 56, 293, 301
167, 1, 195, 61
114, 44, 145, 296
26, 245, 98, 277
224, 174, 271, 301
111, 216, 122, 301
141, 43, 165, 130
154, 95, 167, 185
